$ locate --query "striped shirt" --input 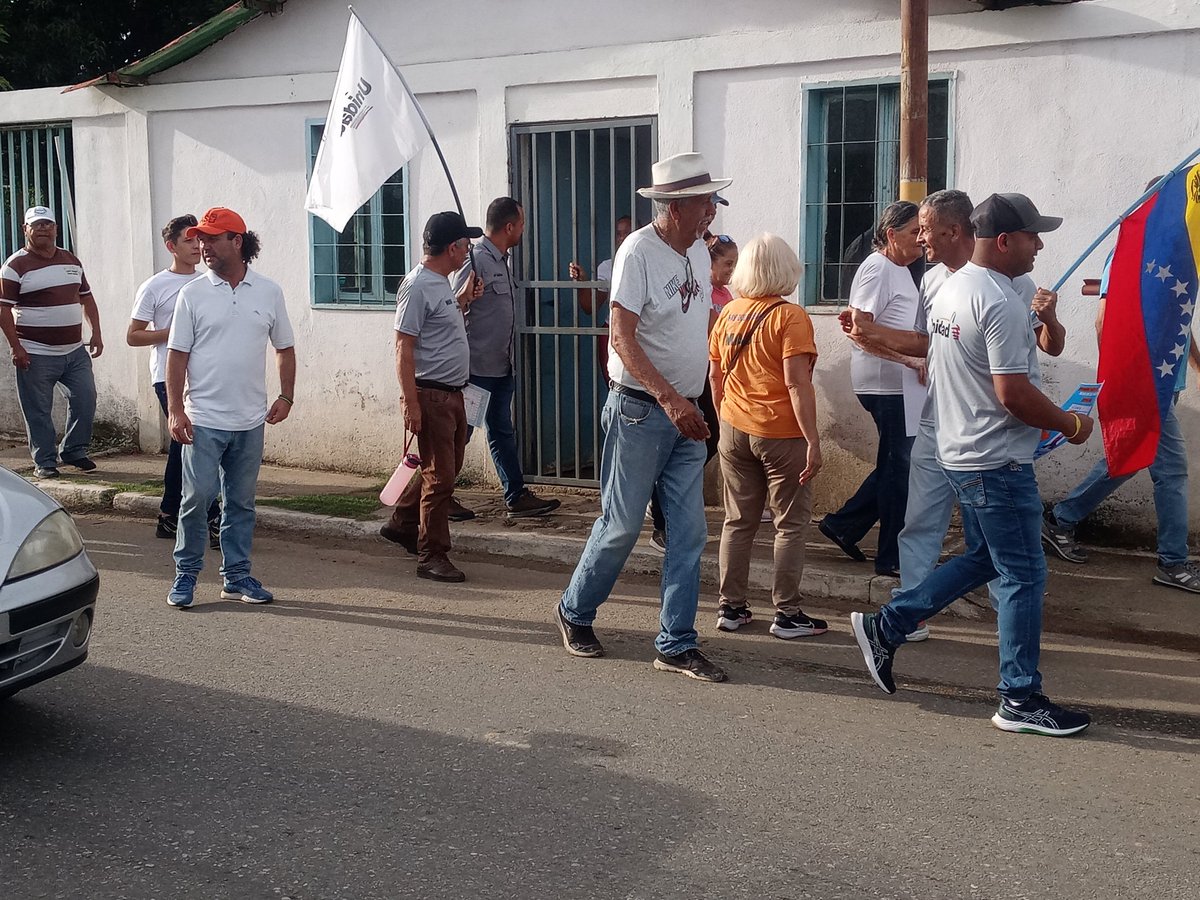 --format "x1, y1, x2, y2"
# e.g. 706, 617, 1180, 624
0, 247, 92, 355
